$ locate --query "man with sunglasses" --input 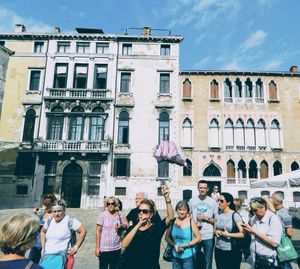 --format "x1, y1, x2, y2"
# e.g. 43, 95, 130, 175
126, 192, 161, 227
189, 180, 218, 269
